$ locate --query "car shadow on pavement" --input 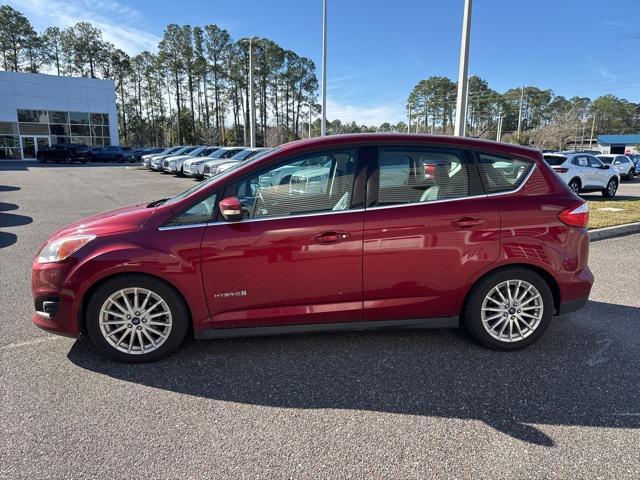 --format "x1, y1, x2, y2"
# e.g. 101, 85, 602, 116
0, 193, 32, 249
67, 299, 640, 447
